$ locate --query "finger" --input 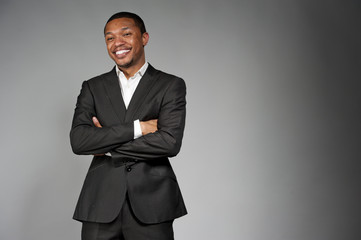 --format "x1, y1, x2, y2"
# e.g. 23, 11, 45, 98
92, 117, 102, 128
92, 116, 99, 125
